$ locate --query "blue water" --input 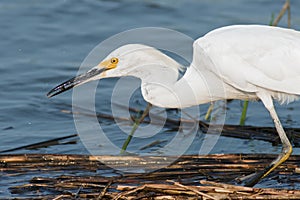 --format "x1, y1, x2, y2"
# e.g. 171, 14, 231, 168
1, 0, 300, 153
2, 0, 300, 149
1, 0, 300, 194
